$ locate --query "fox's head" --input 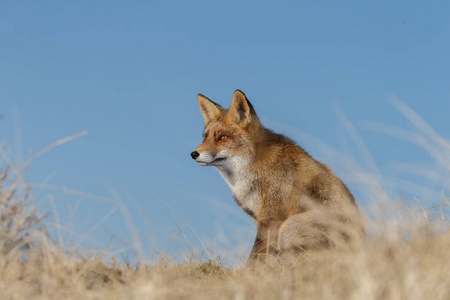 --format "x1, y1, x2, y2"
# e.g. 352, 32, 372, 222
191, 90, 261, 168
